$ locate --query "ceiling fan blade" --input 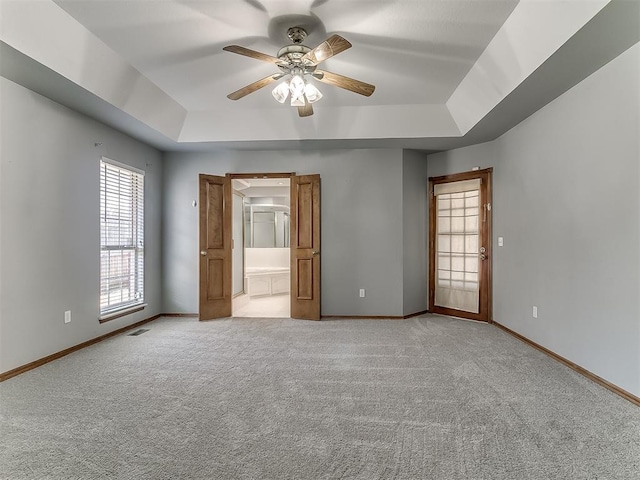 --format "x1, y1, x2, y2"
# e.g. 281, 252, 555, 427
223, 45, 283, 65
302, 34, 352, 65
298, 102, 314, 117
227, 74, 283, 100
314, 70, 375, 97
